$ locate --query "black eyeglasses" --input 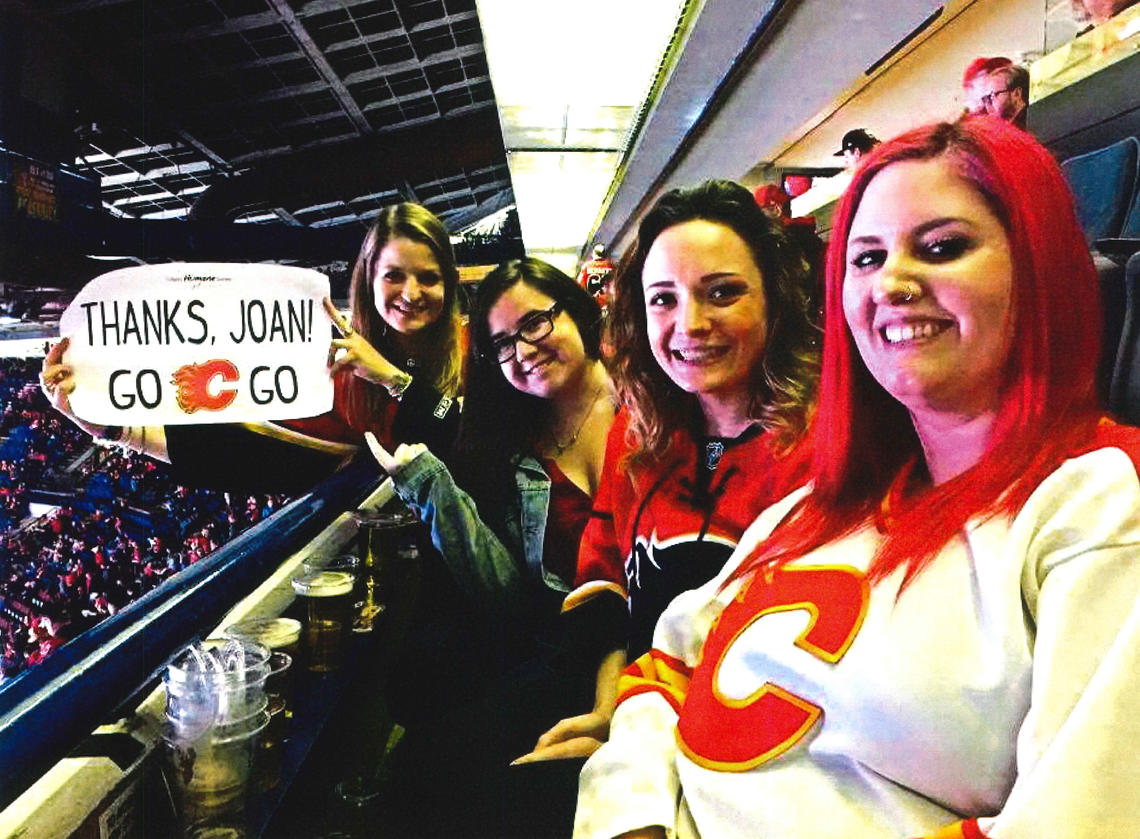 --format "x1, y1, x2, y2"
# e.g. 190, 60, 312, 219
490, 302, 563, 362
980, 88, 1012, 107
